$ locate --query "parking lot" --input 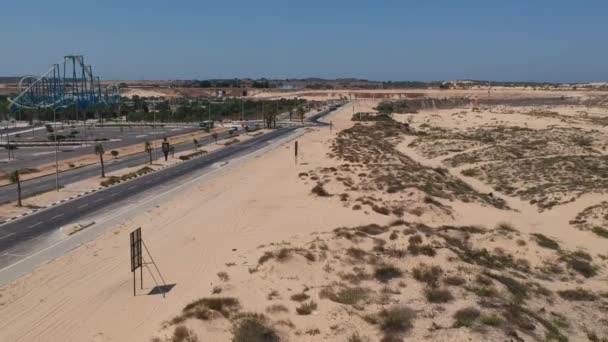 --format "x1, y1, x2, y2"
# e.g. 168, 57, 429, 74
0, 123, 200, 172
